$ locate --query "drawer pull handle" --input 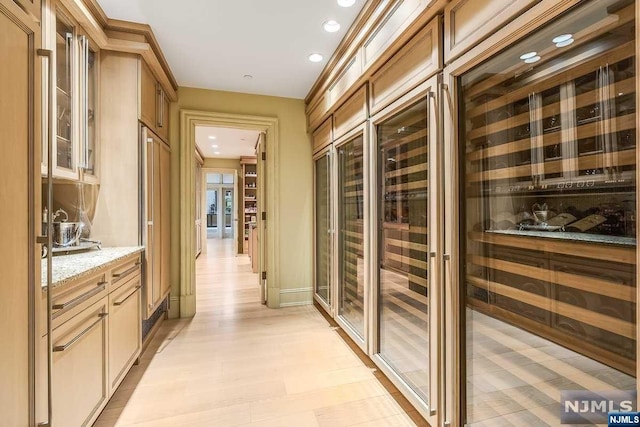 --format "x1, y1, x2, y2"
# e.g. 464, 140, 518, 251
114, 286, 141, 306
113, 262, 141, 279
53, 313, 108, 352
52, 282, 107, 311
